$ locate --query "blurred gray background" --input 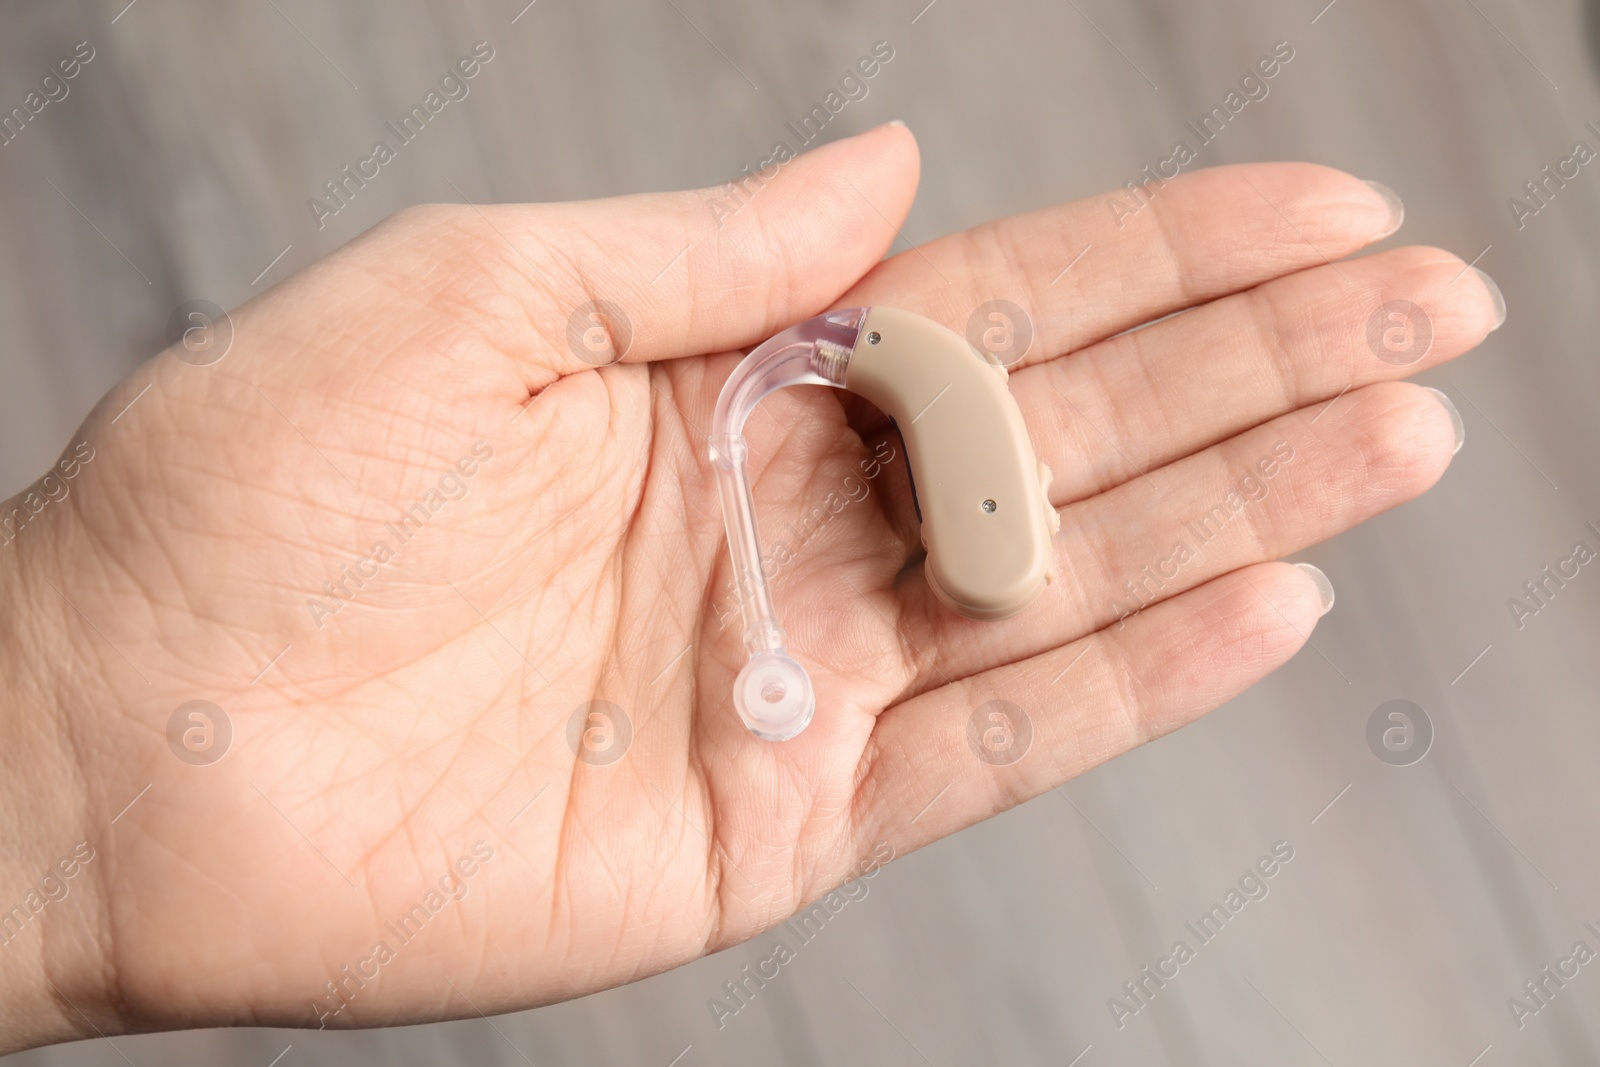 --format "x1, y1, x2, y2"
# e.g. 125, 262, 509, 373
1, 0, 1596, 1063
